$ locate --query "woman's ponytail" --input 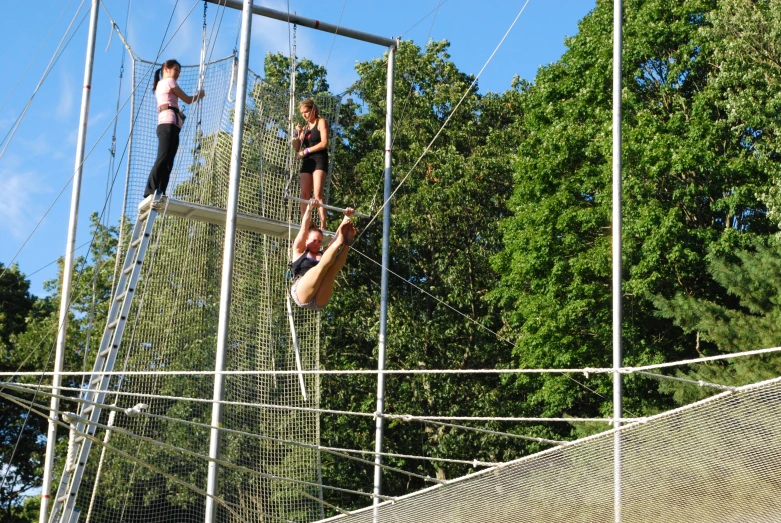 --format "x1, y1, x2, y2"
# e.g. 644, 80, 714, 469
153, 67, 163, 92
